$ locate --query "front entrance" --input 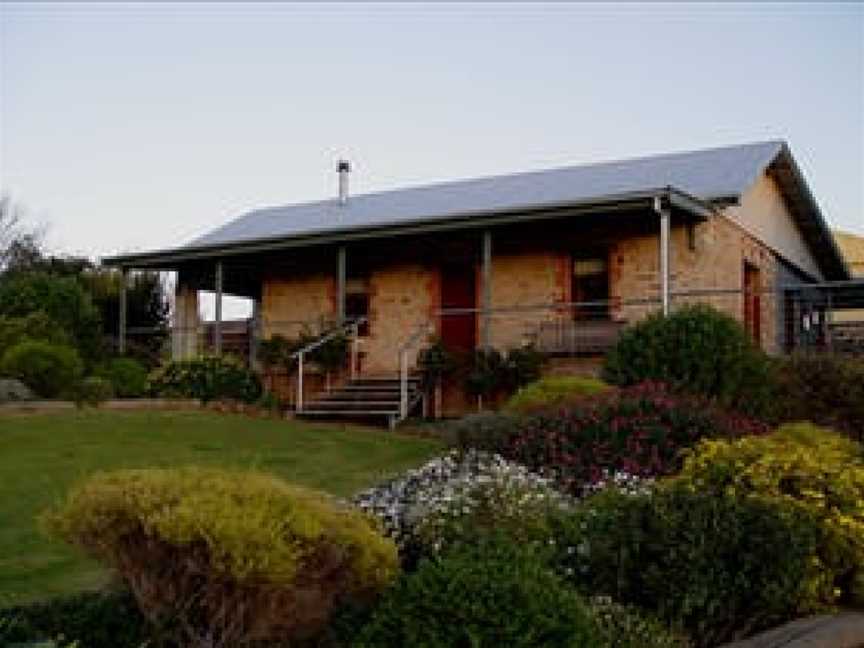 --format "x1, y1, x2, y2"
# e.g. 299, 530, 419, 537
743, 262, 762, 345
572, 250, 610, 320
440, 261, 477, 351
